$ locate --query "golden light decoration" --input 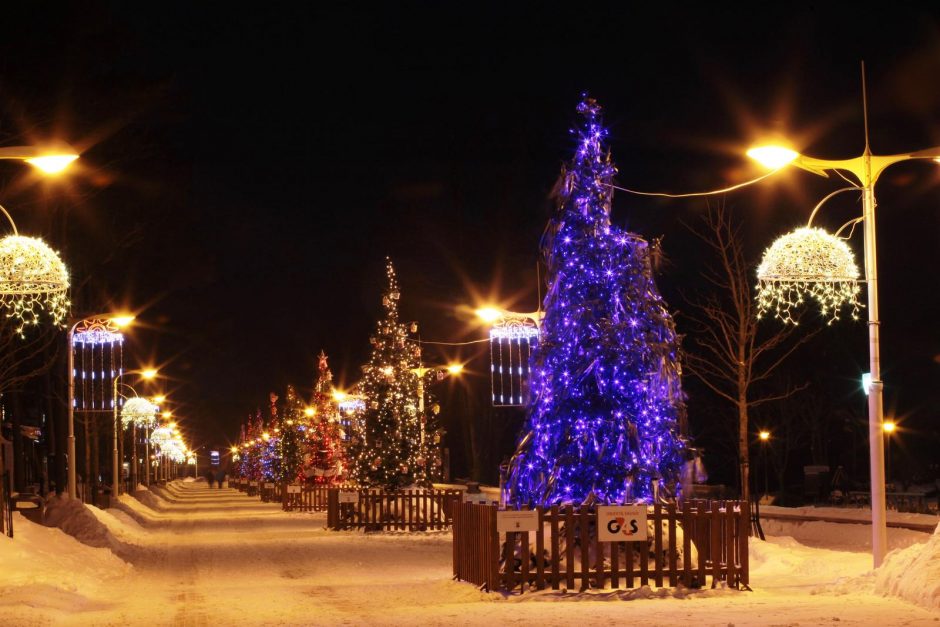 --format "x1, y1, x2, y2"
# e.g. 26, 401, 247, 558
0, 234, 70, 333
150, 425, 174, 449
121, 397, 157, 428
756, 227, 861, 325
